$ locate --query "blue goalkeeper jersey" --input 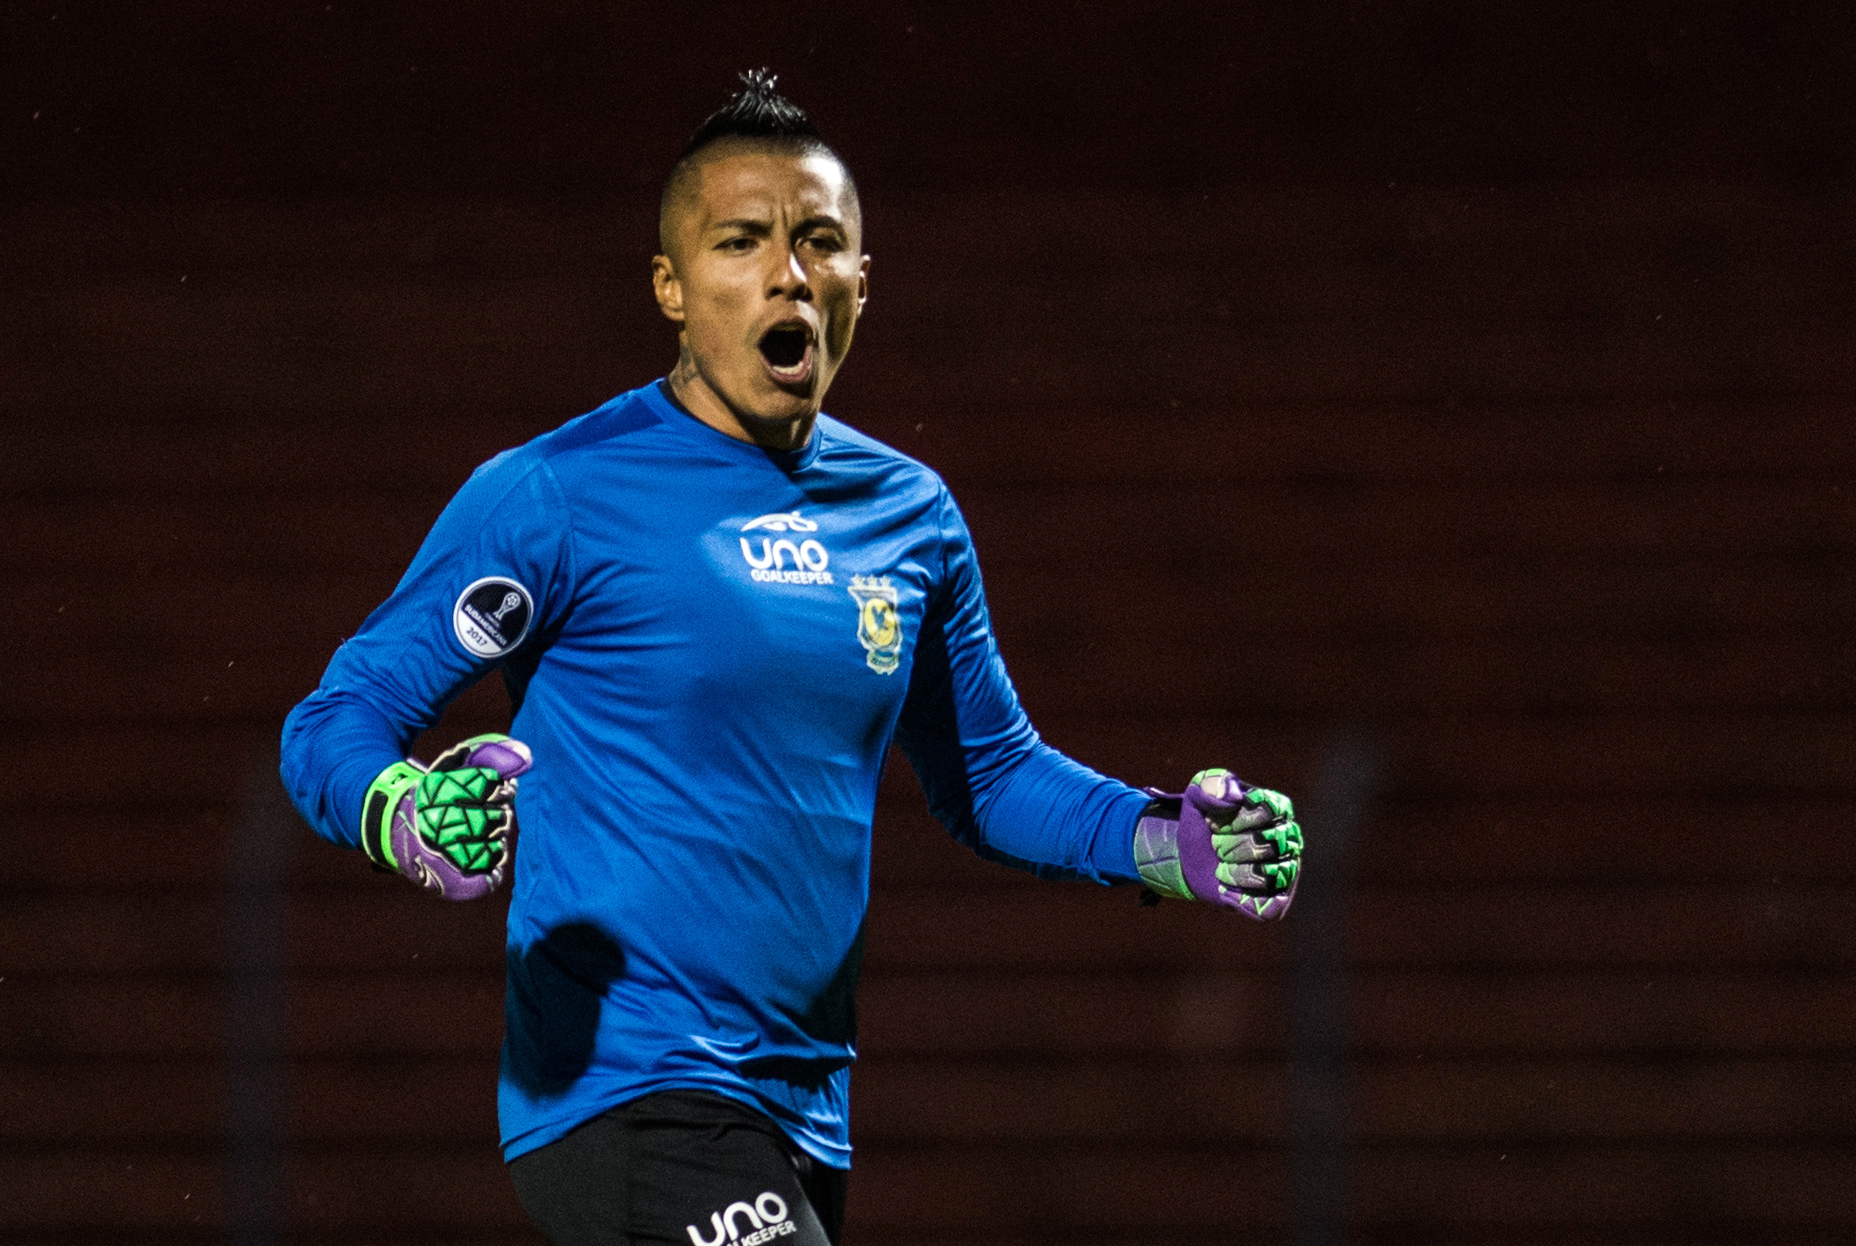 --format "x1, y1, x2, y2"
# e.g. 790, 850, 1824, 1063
281, 380, 1148, 1166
